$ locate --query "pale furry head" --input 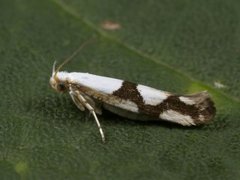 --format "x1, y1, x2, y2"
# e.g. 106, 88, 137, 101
49, 38, 94, 92
49, 61, 68, 92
